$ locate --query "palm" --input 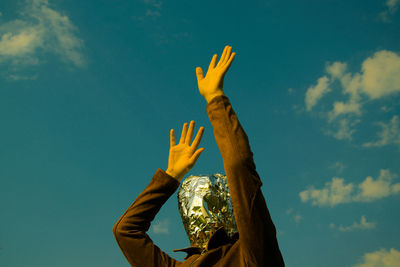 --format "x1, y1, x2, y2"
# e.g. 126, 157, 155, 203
197, 68, 225, 96
169, 144, 194, 173
196, 45, 236, 99
167, 121, 205, 181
